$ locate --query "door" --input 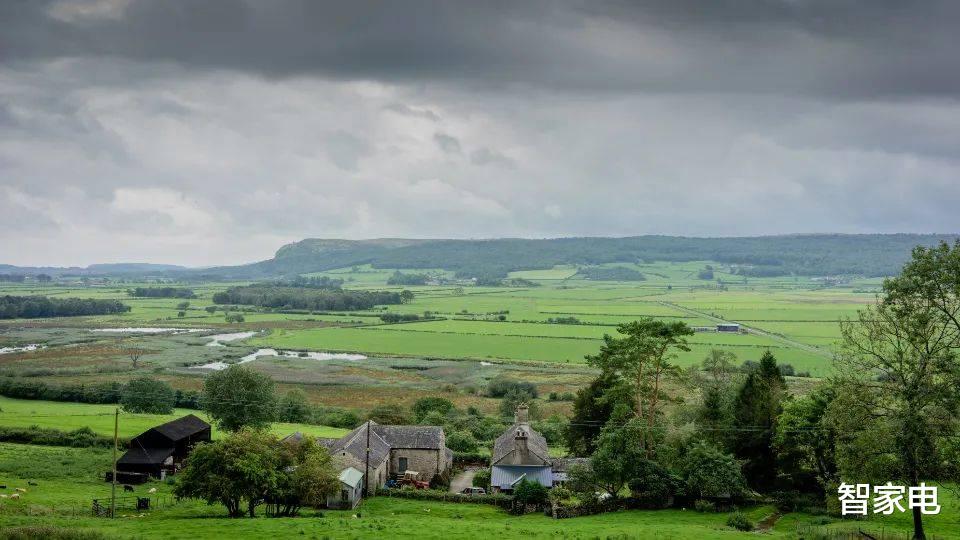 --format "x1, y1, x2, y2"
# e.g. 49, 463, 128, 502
398, 457, 408, 473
